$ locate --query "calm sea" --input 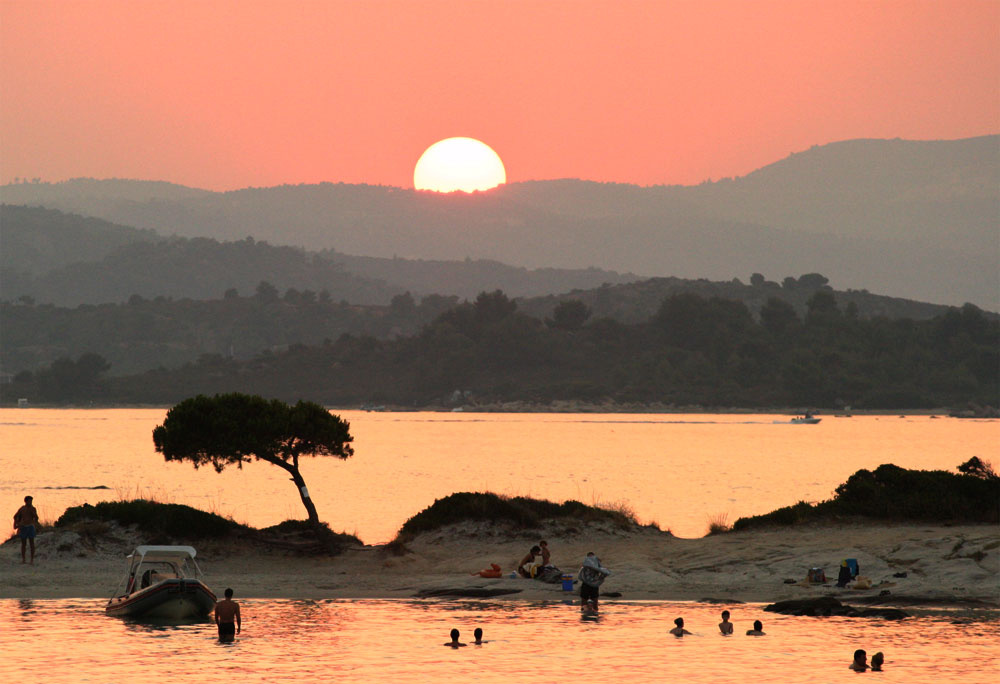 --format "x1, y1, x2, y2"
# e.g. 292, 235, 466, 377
2, 410, 998, 681
0, 599, 997, 683
1, 410, 996, 541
